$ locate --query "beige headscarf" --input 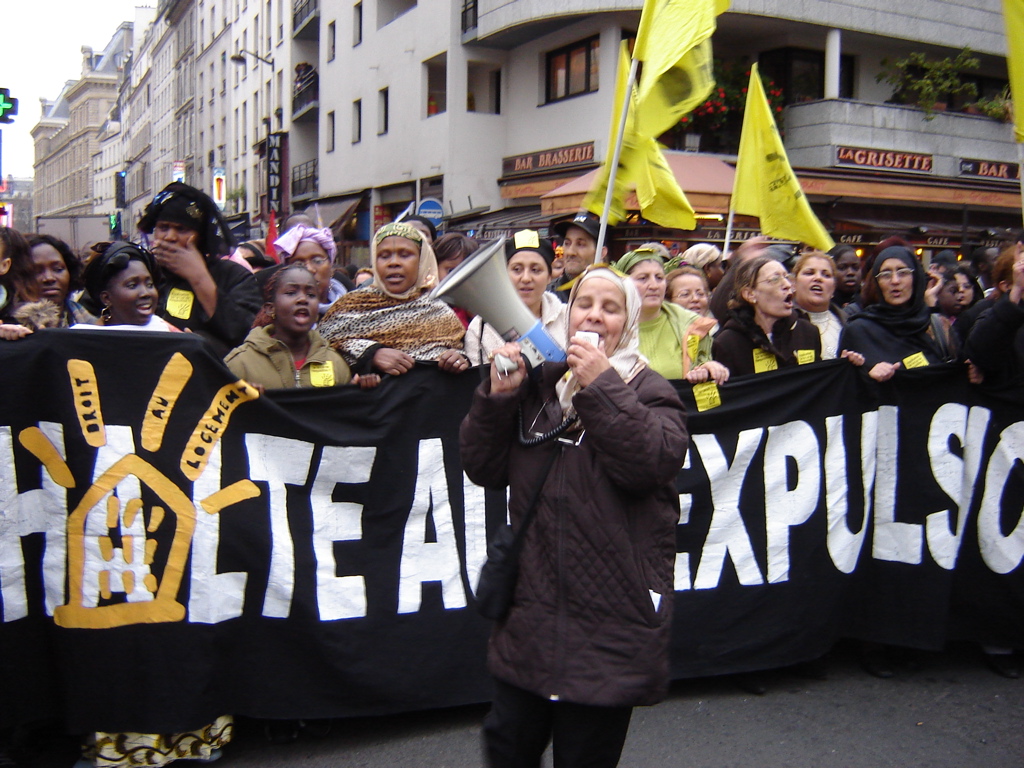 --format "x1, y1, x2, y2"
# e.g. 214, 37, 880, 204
371, 221, 439, 300
556, 266, 647, 415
